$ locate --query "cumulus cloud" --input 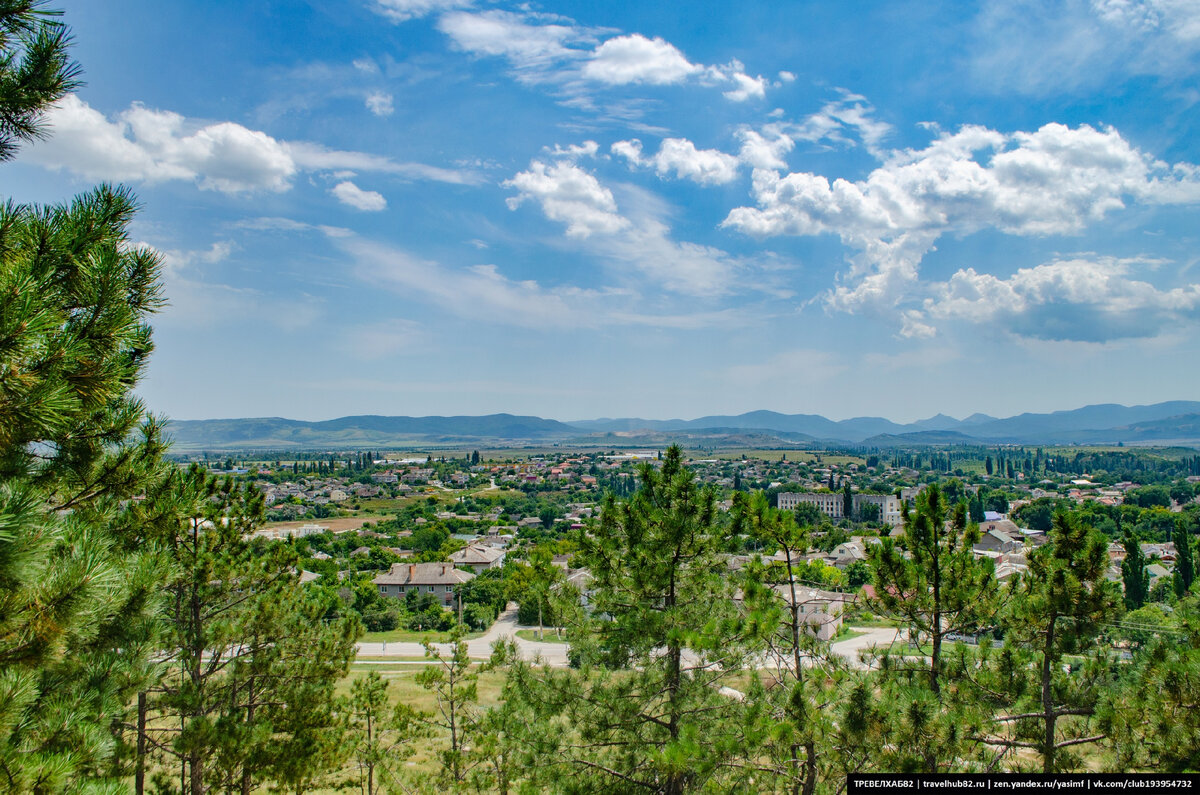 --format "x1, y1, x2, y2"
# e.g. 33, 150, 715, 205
582, 34, 701, 85
723, 122, 1200, 314
25, 95, 477, 193
504, 161, 739, 295
365, 91, 394, 117
920, 256, 1200, 341
504, 160, 628, 237
372, 0, 472, 23
722, 70, 768, 101
27, 95, 295, 192
612, 137, 740, 185
736, 124, 795, 170
331, 181, 387, 211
